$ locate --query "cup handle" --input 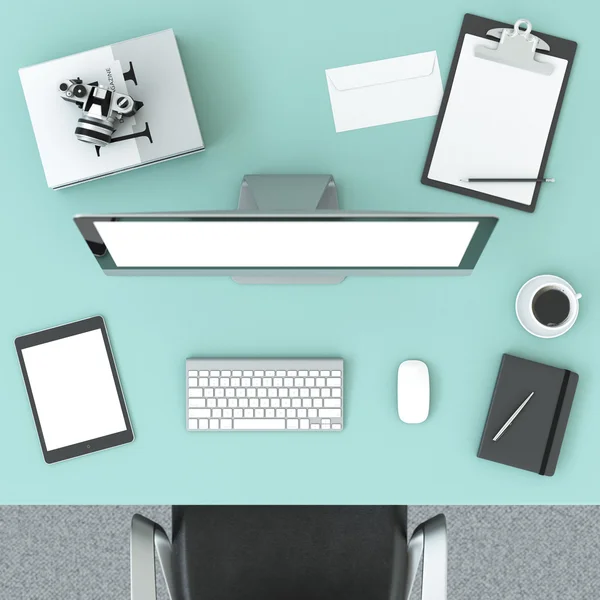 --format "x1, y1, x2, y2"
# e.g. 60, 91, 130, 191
576, 293, 582, 300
